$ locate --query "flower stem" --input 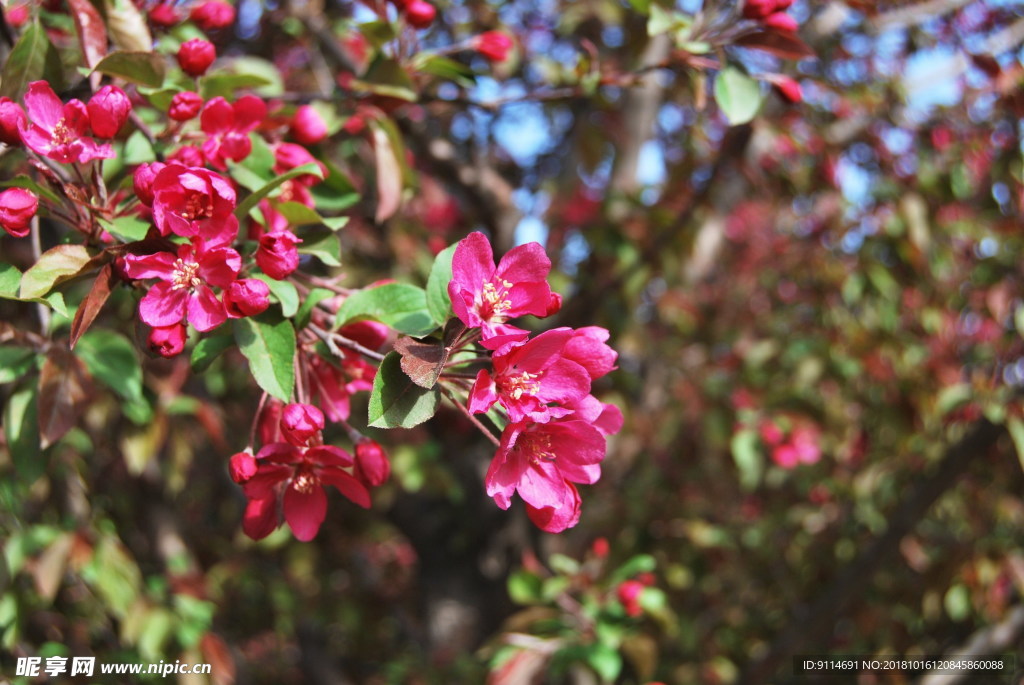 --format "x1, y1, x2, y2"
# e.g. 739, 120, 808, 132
440, 384, 500, 447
